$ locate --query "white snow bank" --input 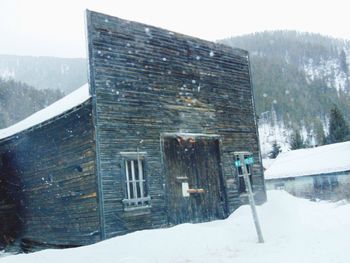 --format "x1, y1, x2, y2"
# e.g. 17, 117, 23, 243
0, 84, 90, 140
265, 141, 350, 179
2, 190, 350, 263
